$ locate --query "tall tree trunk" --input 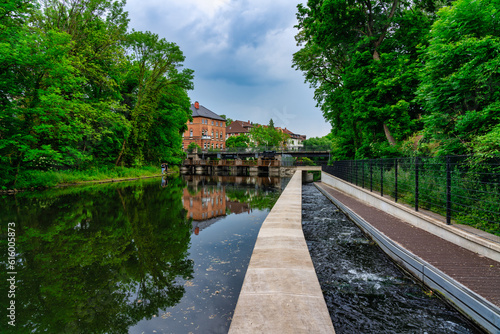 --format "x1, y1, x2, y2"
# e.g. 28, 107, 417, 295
383, 123, 396, 146
115, 139, 126, 166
